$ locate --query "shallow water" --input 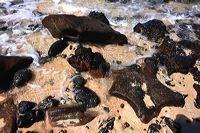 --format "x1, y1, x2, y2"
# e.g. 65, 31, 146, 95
0, 0, 199, 67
